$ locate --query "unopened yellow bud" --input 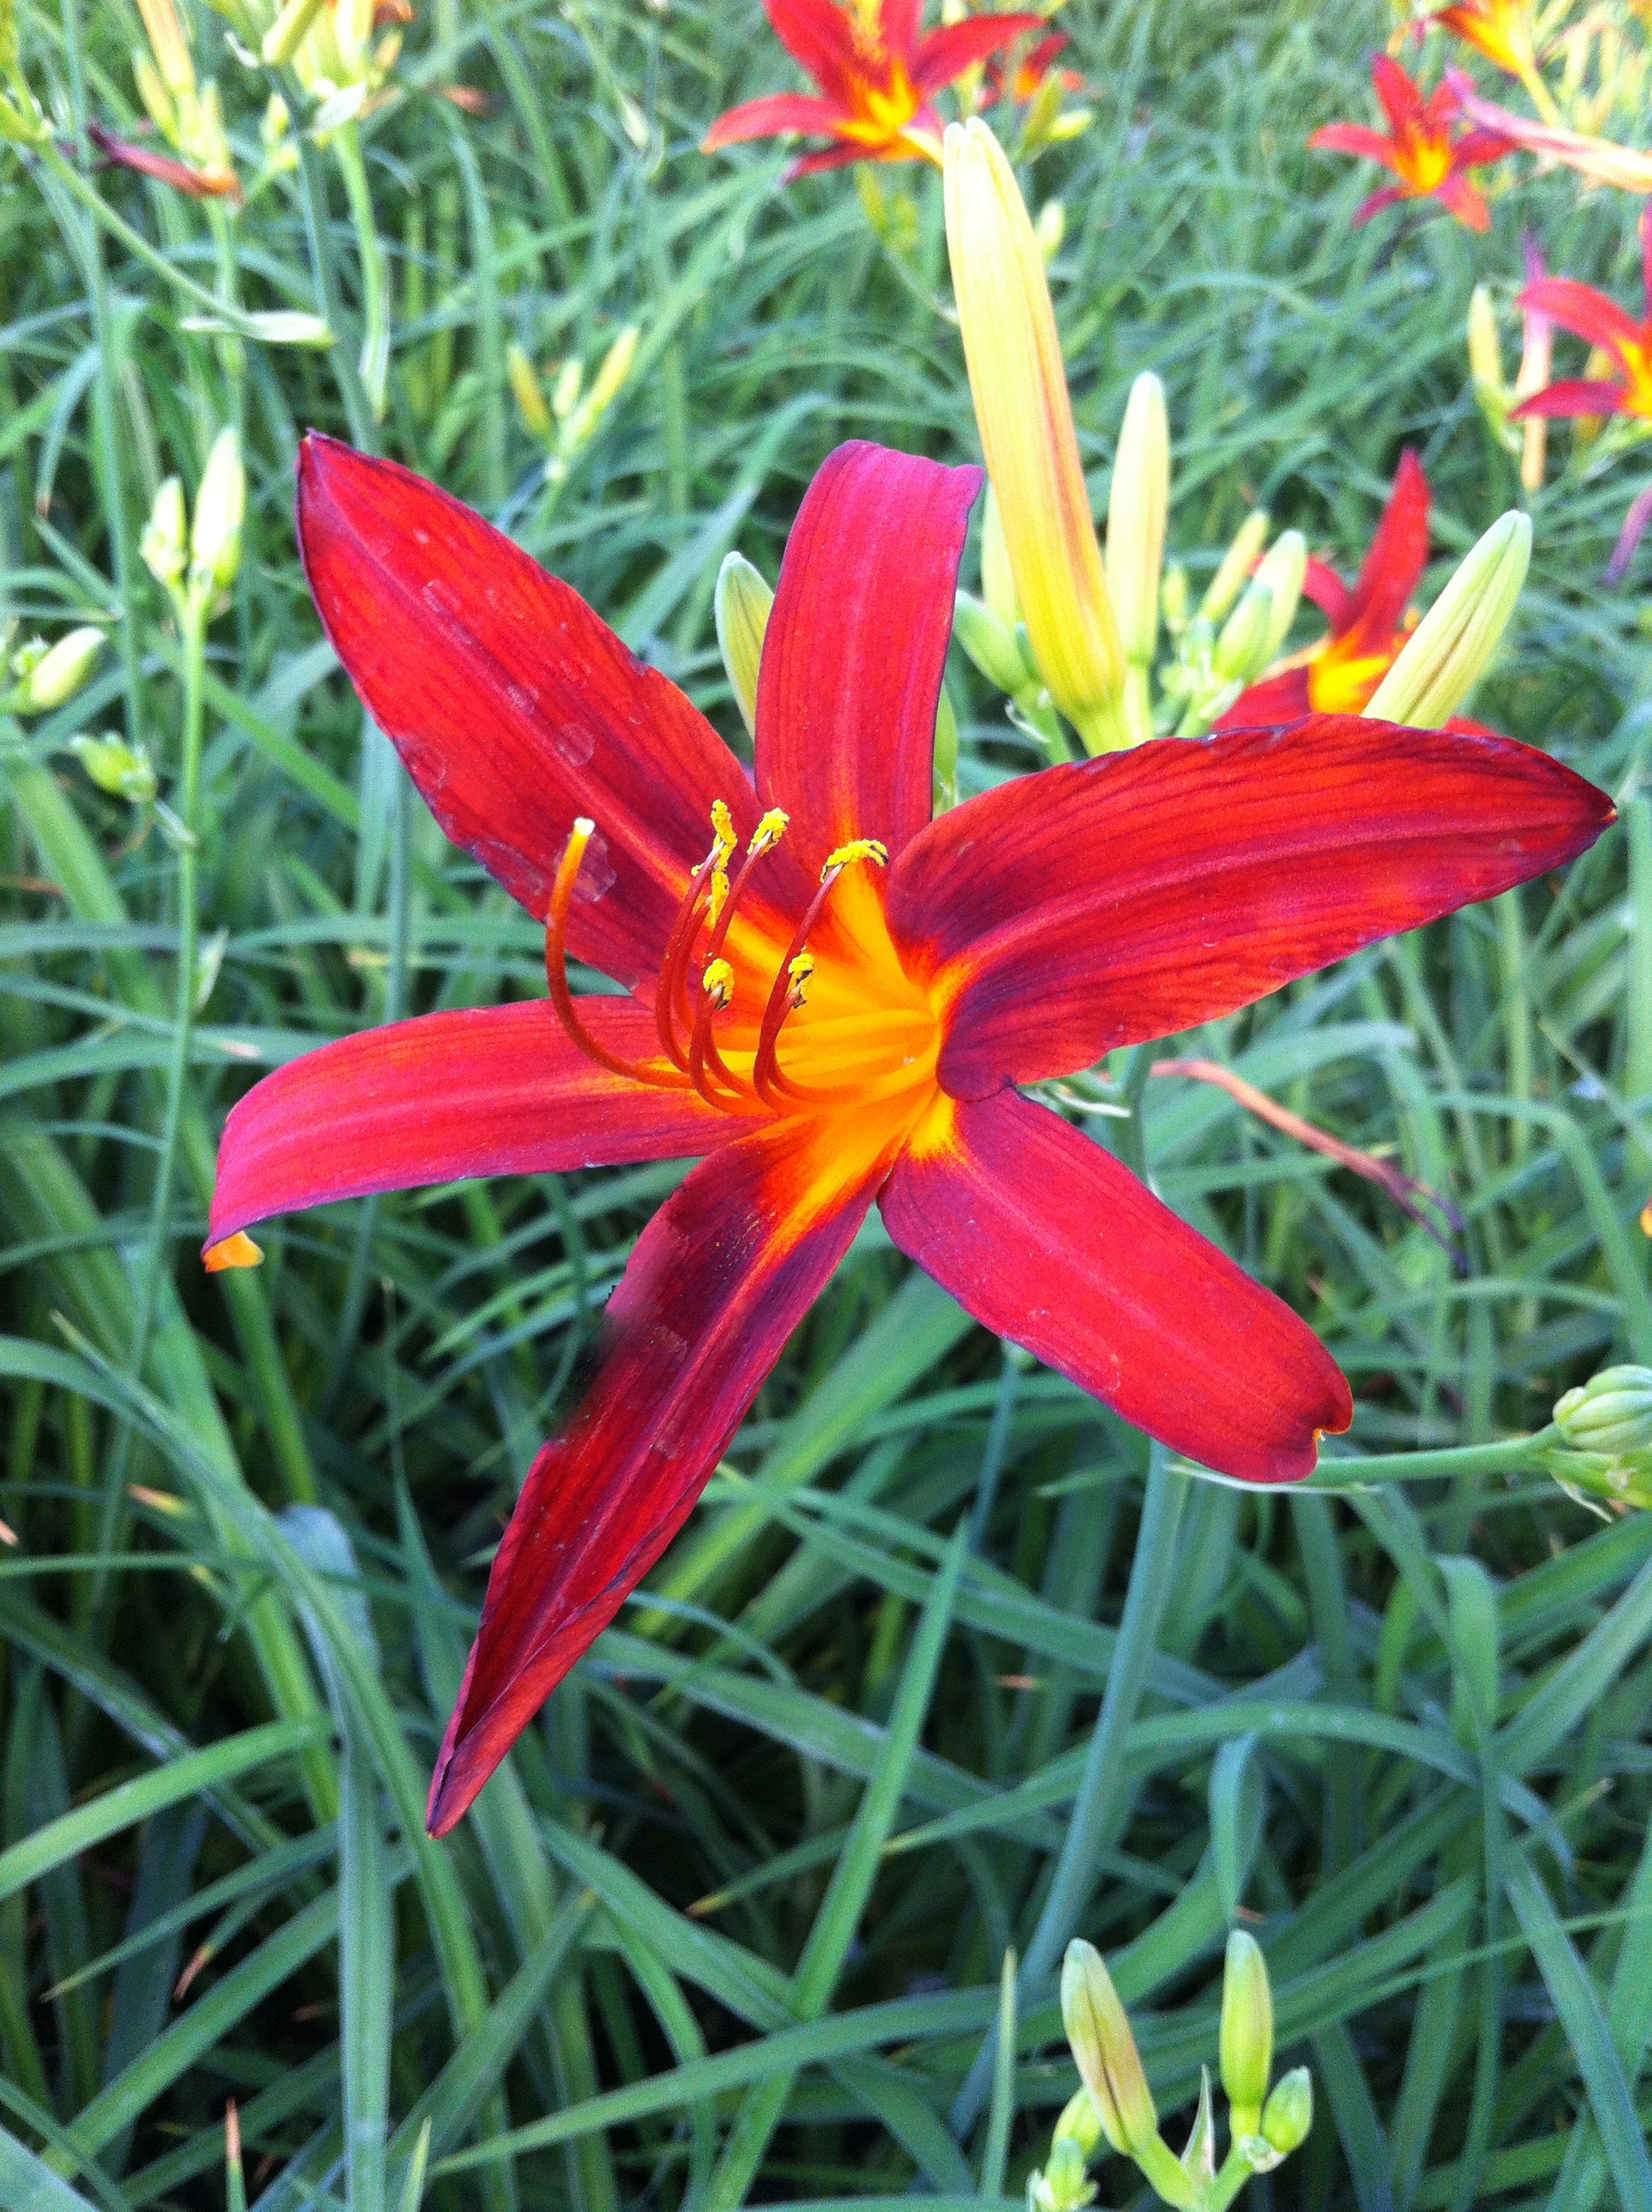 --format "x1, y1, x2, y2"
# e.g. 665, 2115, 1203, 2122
551, 358, 583, 422
137, 0, 194, 96
12, 626, 104, 713
1259, 2067, 1312, 2157
585, 324, 638, 421
714, 552, 771, 740
1052, 2087, 1102, 2159
1060, 1940, 1157, 2158
1365, 510, 1529, 730
67, 731, 155, 802
1200, 509, 1269, 624
943, 119, 1128, 754
190, 428, 244, 597
1468, 285, 1504, 399
980, 483, 1018, 632
1106, 371, 1169, 669
1219, 1932, 1273, 2133
261, 0, 326, 66
1254, 529, 1306, 662
1034, 197, 1066, 262
507, 344, 552, 441
132, 49, 177, 139
142, 476, 189, 591
1555, 1366, 1652, 1455
1213, 577, 1274, 684
262, 91, 291, 149
1030, 2135, 1096, 2212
